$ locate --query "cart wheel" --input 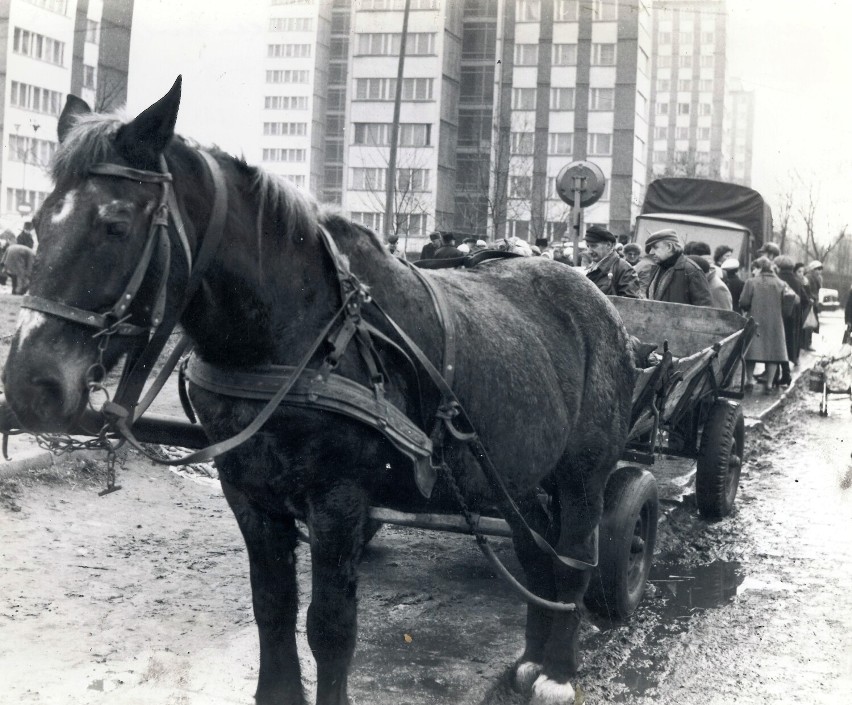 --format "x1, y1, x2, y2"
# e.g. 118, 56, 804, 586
696, 399, 744, 519
585, 466, 658, 621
